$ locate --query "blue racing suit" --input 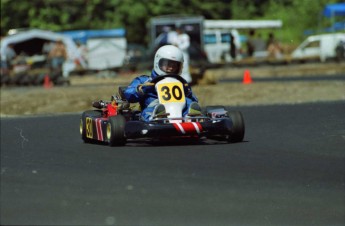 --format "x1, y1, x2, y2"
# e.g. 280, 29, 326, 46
123, 70, 198, 122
